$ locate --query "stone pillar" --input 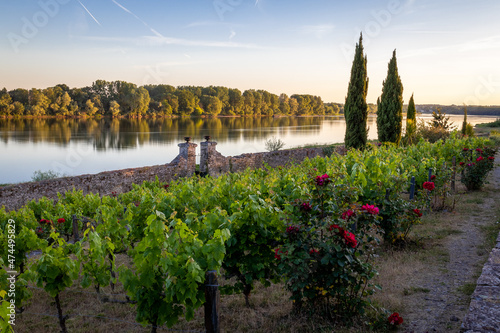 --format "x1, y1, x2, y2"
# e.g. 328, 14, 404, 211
176, 142, 198, 176
200, 141, 218, 174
